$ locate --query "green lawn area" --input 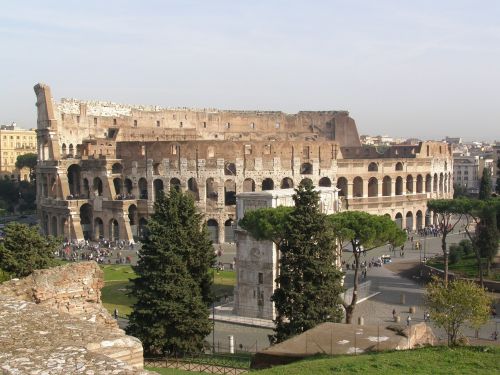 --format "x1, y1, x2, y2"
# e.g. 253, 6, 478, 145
428, 254, 500, 281
256, 346, 500, 375
100, 265, 236, 317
